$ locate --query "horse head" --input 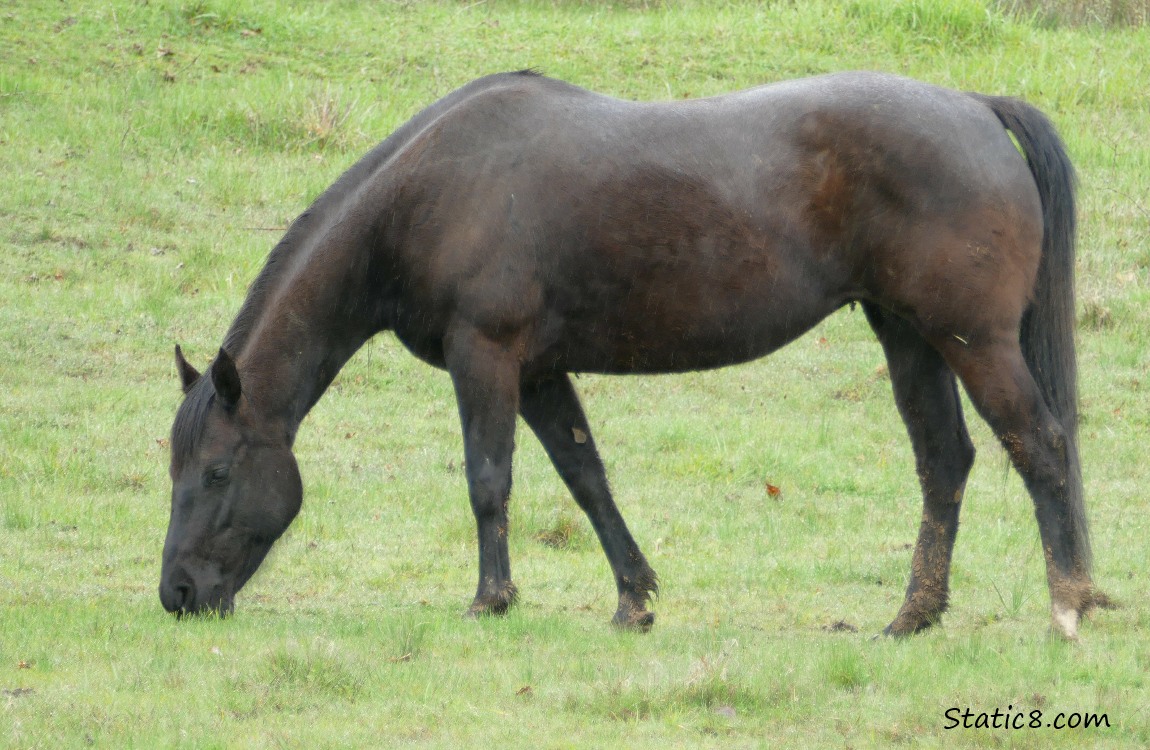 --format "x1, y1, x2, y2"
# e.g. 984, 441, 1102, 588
159, 346, 302, 616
